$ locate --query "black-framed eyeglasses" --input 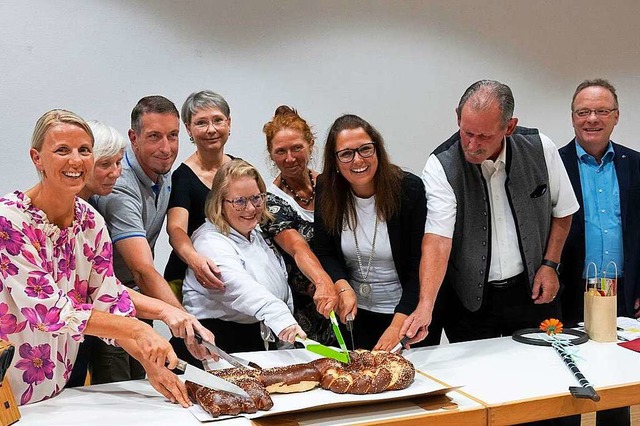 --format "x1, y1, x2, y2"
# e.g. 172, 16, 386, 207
572, 108, 618, 118
335, 142, 376, 163
224, 193, 266, 211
